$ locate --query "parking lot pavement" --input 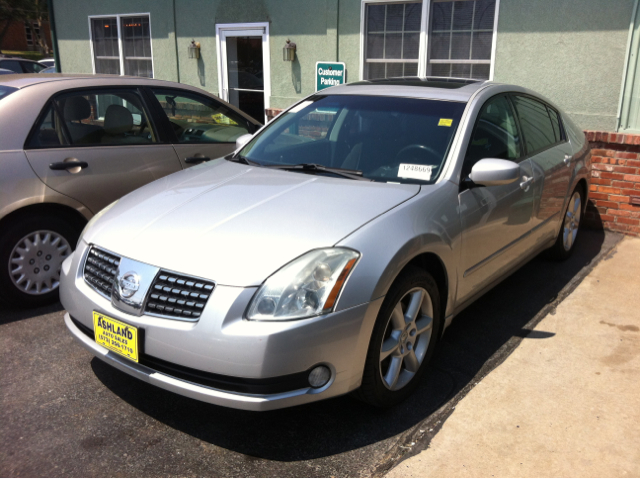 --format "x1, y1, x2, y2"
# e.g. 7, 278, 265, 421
0, 229, 621, 477
386, 234, 640, 478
